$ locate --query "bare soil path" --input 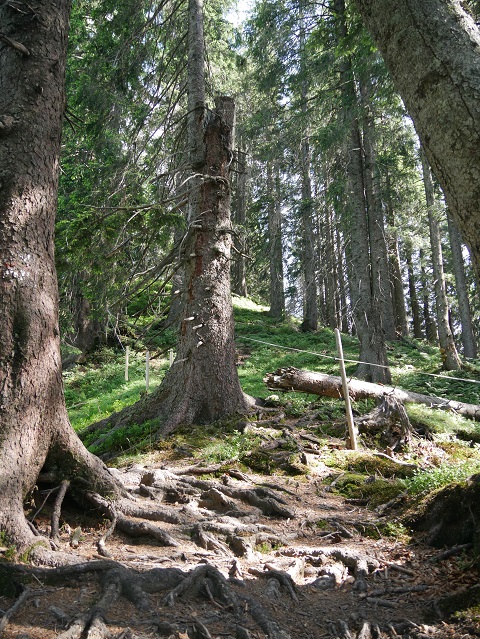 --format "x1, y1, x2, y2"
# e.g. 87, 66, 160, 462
0, 459, 478, 639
